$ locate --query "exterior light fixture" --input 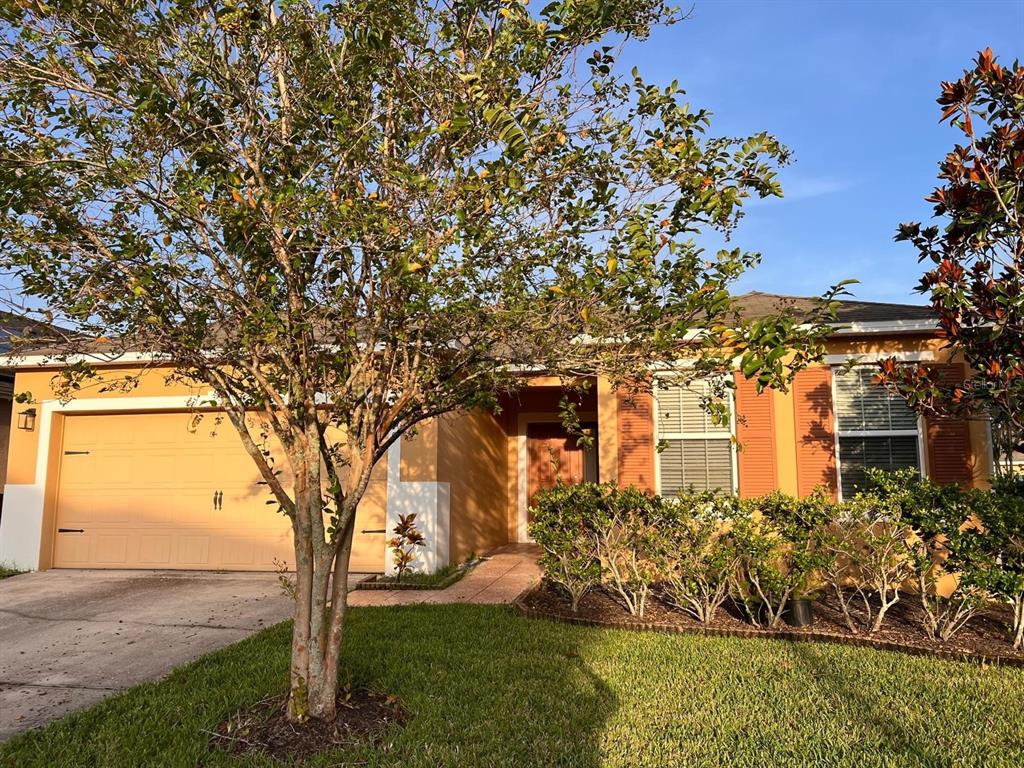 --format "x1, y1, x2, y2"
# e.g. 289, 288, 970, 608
17, 407, 37, 431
